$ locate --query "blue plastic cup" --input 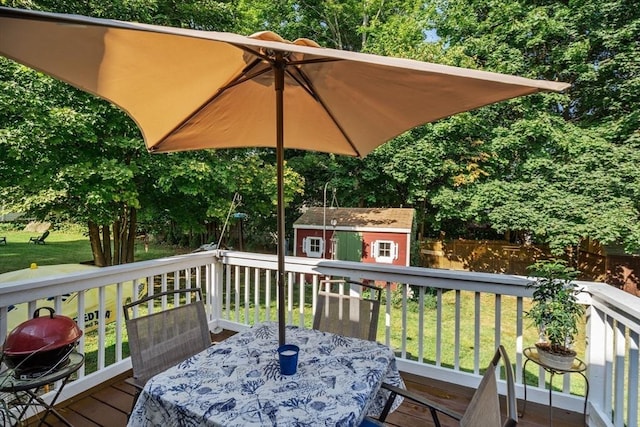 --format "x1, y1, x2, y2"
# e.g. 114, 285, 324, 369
277, 344, 299, 375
